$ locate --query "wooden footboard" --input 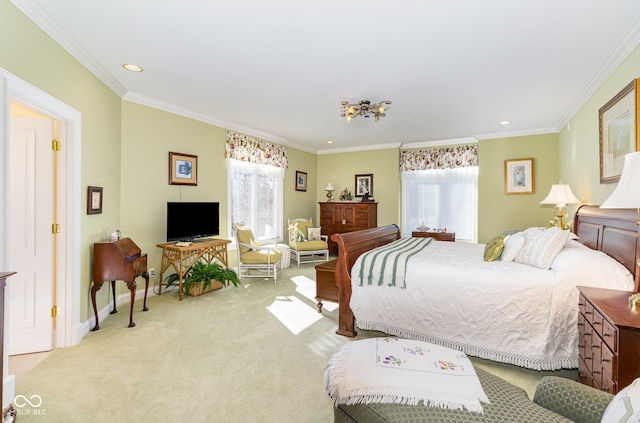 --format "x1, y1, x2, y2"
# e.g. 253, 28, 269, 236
331, 225, 401, 337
